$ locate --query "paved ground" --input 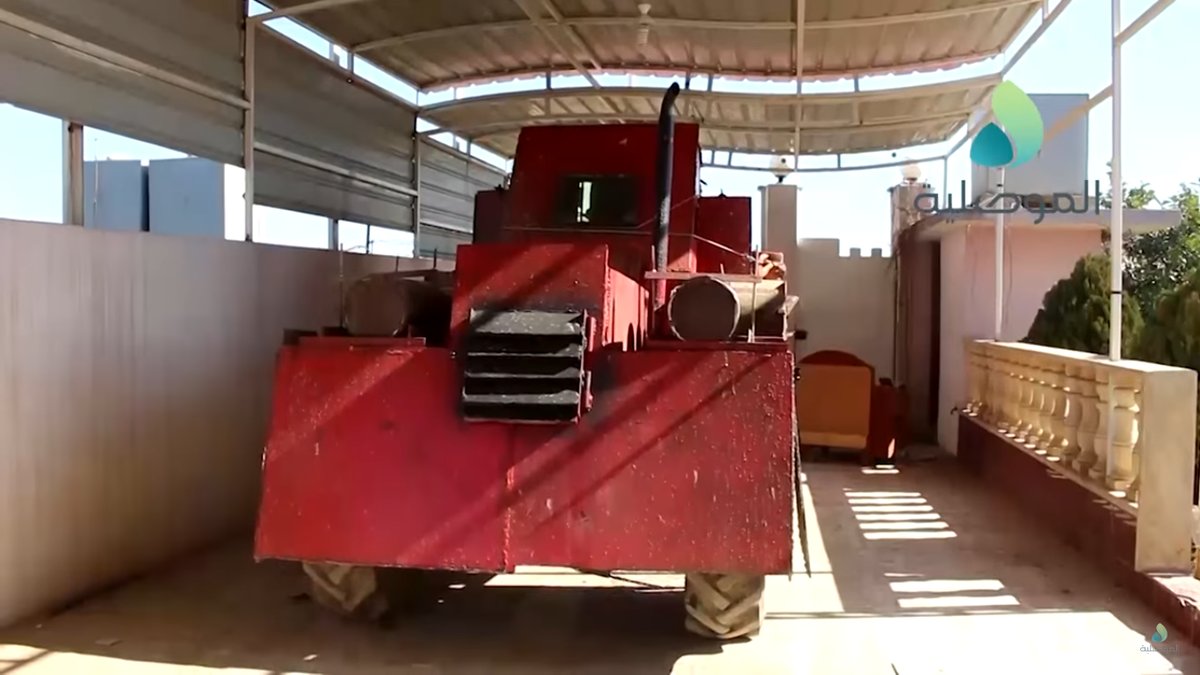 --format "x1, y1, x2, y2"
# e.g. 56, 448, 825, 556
2, 454, 1198, 675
